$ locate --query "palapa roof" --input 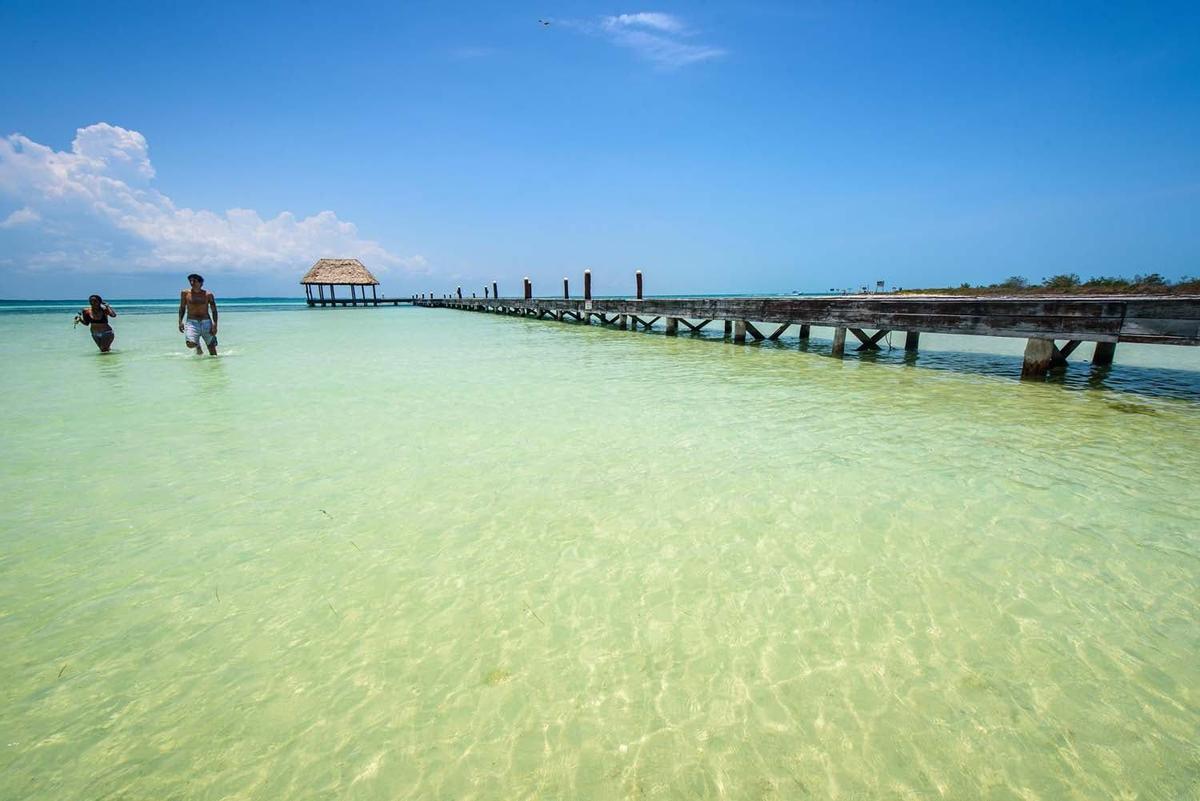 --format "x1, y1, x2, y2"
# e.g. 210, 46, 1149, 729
300, 258, 379, 286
